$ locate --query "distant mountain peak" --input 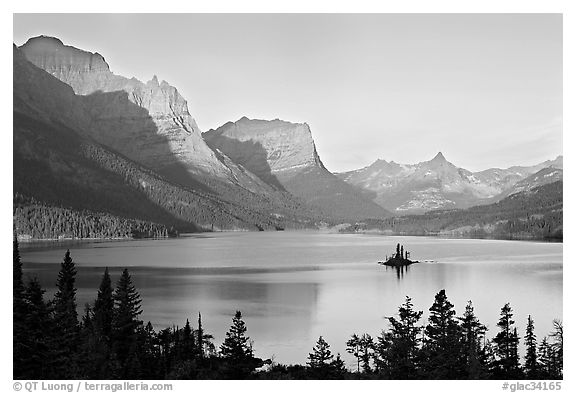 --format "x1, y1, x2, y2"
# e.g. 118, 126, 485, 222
24, 35, 63, 46
149, 75, 159, 86
431, 151, 447, 162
